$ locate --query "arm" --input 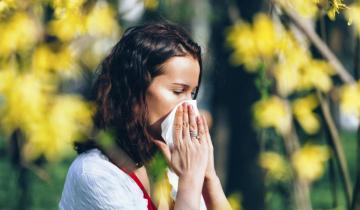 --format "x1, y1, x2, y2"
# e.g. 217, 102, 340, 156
202, 175, 232, 210
175, 173, 205, 210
